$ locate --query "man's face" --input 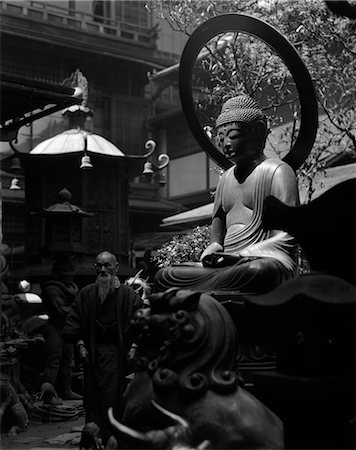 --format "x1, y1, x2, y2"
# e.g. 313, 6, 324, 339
94, 255, 117, 280
216, 122, 262, 164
